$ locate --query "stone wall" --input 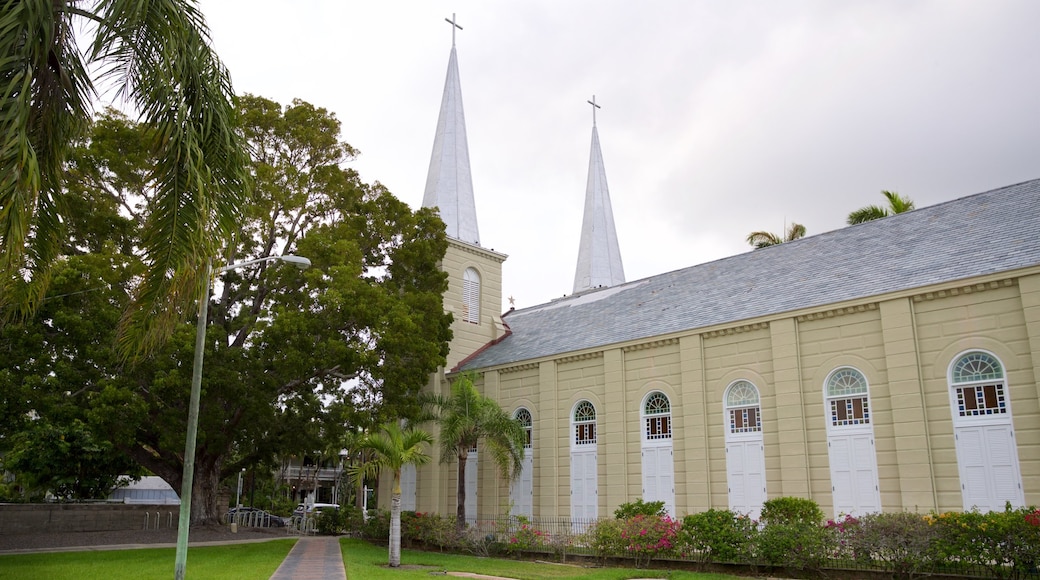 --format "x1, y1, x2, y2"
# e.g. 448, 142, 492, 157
0, 503, 180, 535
